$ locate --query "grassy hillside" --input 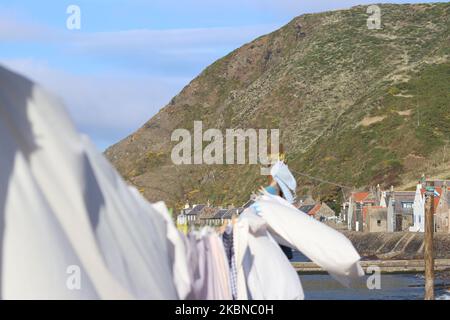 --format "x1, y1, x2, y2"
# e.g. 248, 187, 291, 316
105, 3, 450, 209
